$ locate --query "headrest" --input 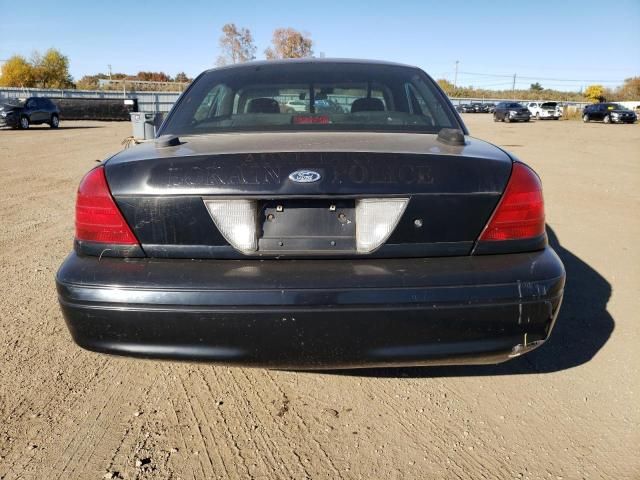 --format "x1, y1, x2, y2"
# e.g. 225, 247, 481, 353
247, 98, 280, 114
351, 97, 385, 113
